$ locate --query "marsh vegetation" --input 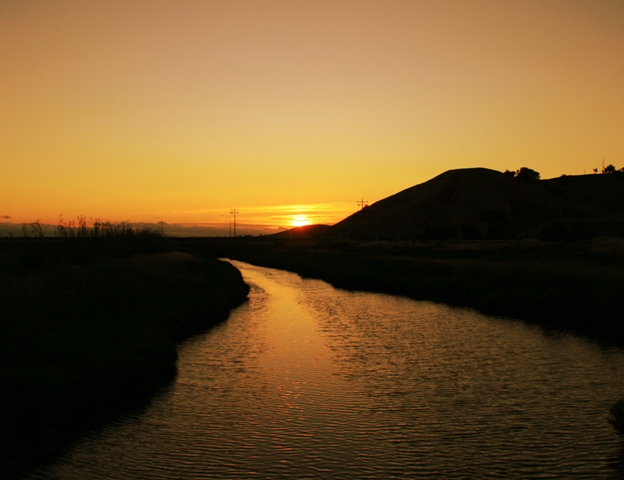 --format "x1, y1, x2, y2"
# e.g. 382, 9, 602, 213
2, 209, 624, 476
195, 236, 624, 344
0, 229, 249, 477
